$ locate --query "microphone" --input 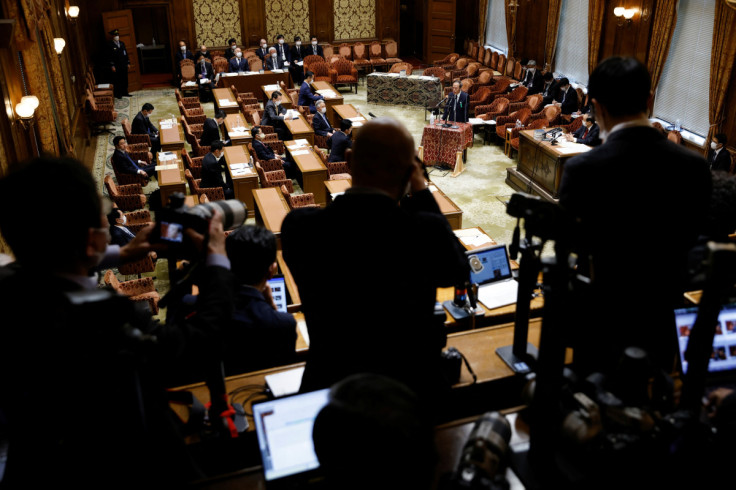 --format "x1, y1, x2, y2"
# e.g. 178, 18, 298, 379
368, 112, 377, 118
509, 219, 521, 260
